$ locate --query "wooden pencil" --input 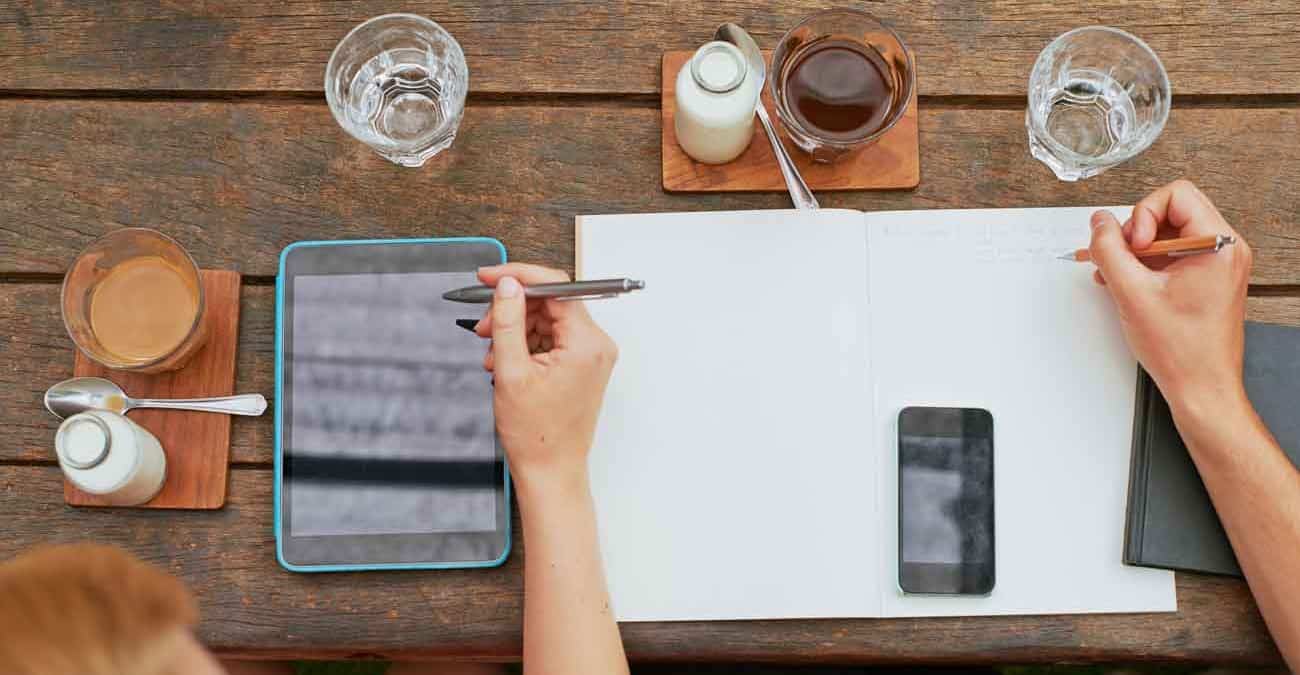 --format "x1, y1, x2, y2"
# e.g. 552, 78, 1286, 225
1059, 234, 1235, 263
